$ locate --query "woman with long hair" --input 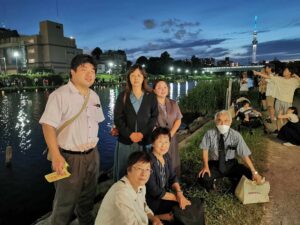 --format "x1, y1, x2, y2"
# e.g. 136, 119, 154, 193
113, 64, 158, 181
